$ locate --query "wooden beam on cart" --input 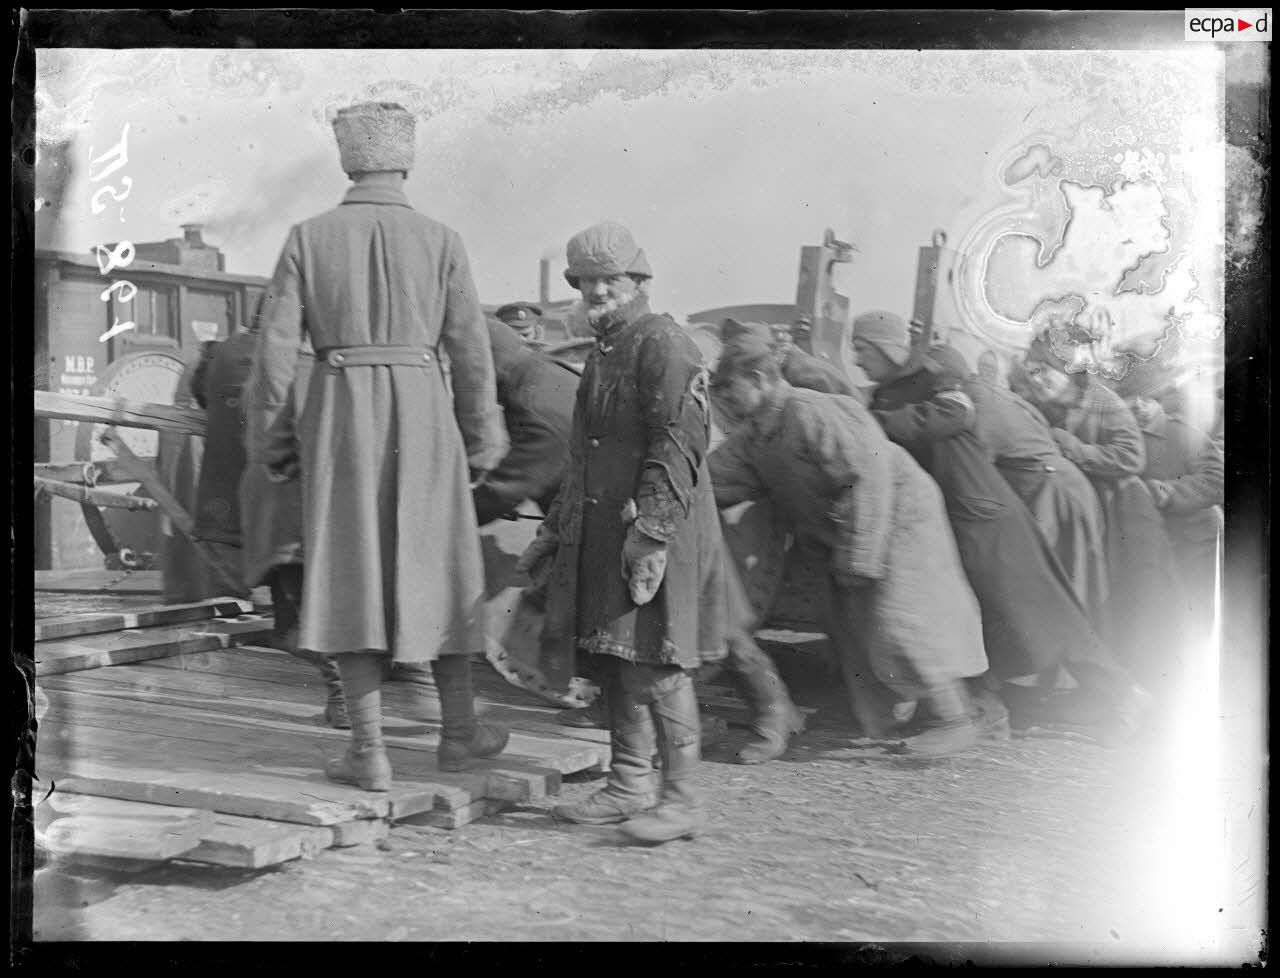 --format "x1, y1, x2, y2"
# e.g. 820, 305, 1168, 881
33, 476, 159, 512
99, 428, 243, 596
35, 458, 161, 486
35, 390, 207, 438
